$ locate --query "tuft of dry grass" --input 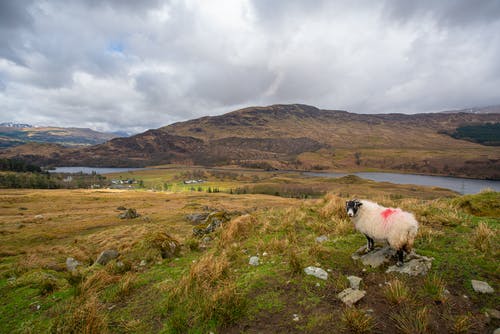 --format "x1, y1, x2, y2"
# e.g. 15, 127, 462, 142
176, 251, 230, 295
288, 248, 303, 275
340, 307, 374, 334
51, 296, 108, 334
391, 306, 430, 334
219, 214, 256, 244
320, 193, 347, 220
116, 272, 137, 299
471, 222, 496, 253
450, 314, 472, 334
333, 218, 354, 236
79, 269, 120, 297
384, 279, 411, 305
